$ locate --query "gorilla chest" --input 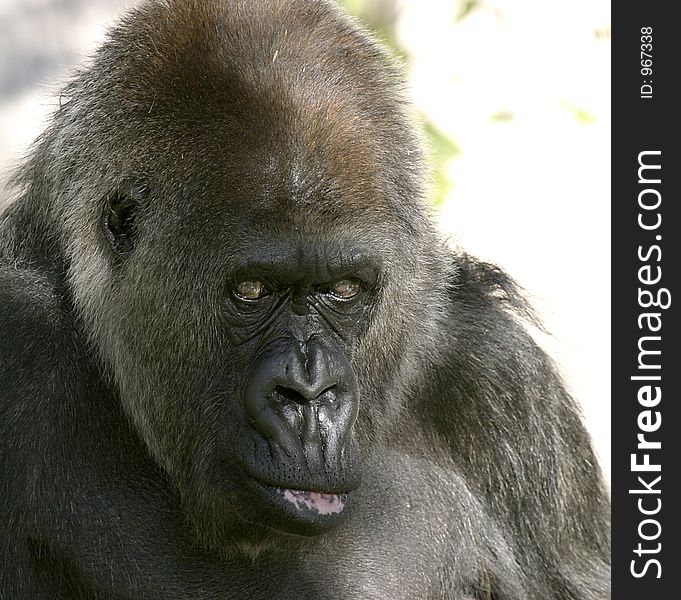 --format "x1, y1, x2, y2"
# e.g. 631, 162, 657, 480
38, 456, 471, 600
